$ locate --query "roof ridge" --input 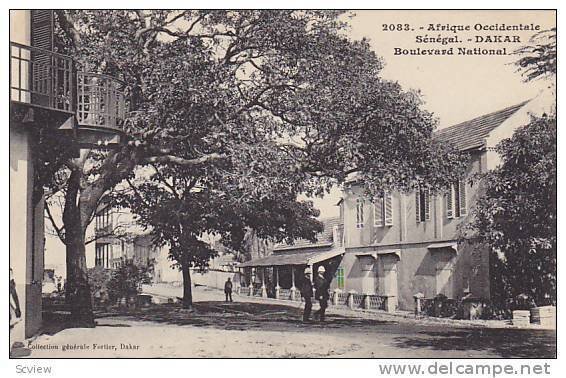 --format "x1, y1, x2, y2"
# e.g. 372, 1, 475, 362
435, 100, 530, 136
